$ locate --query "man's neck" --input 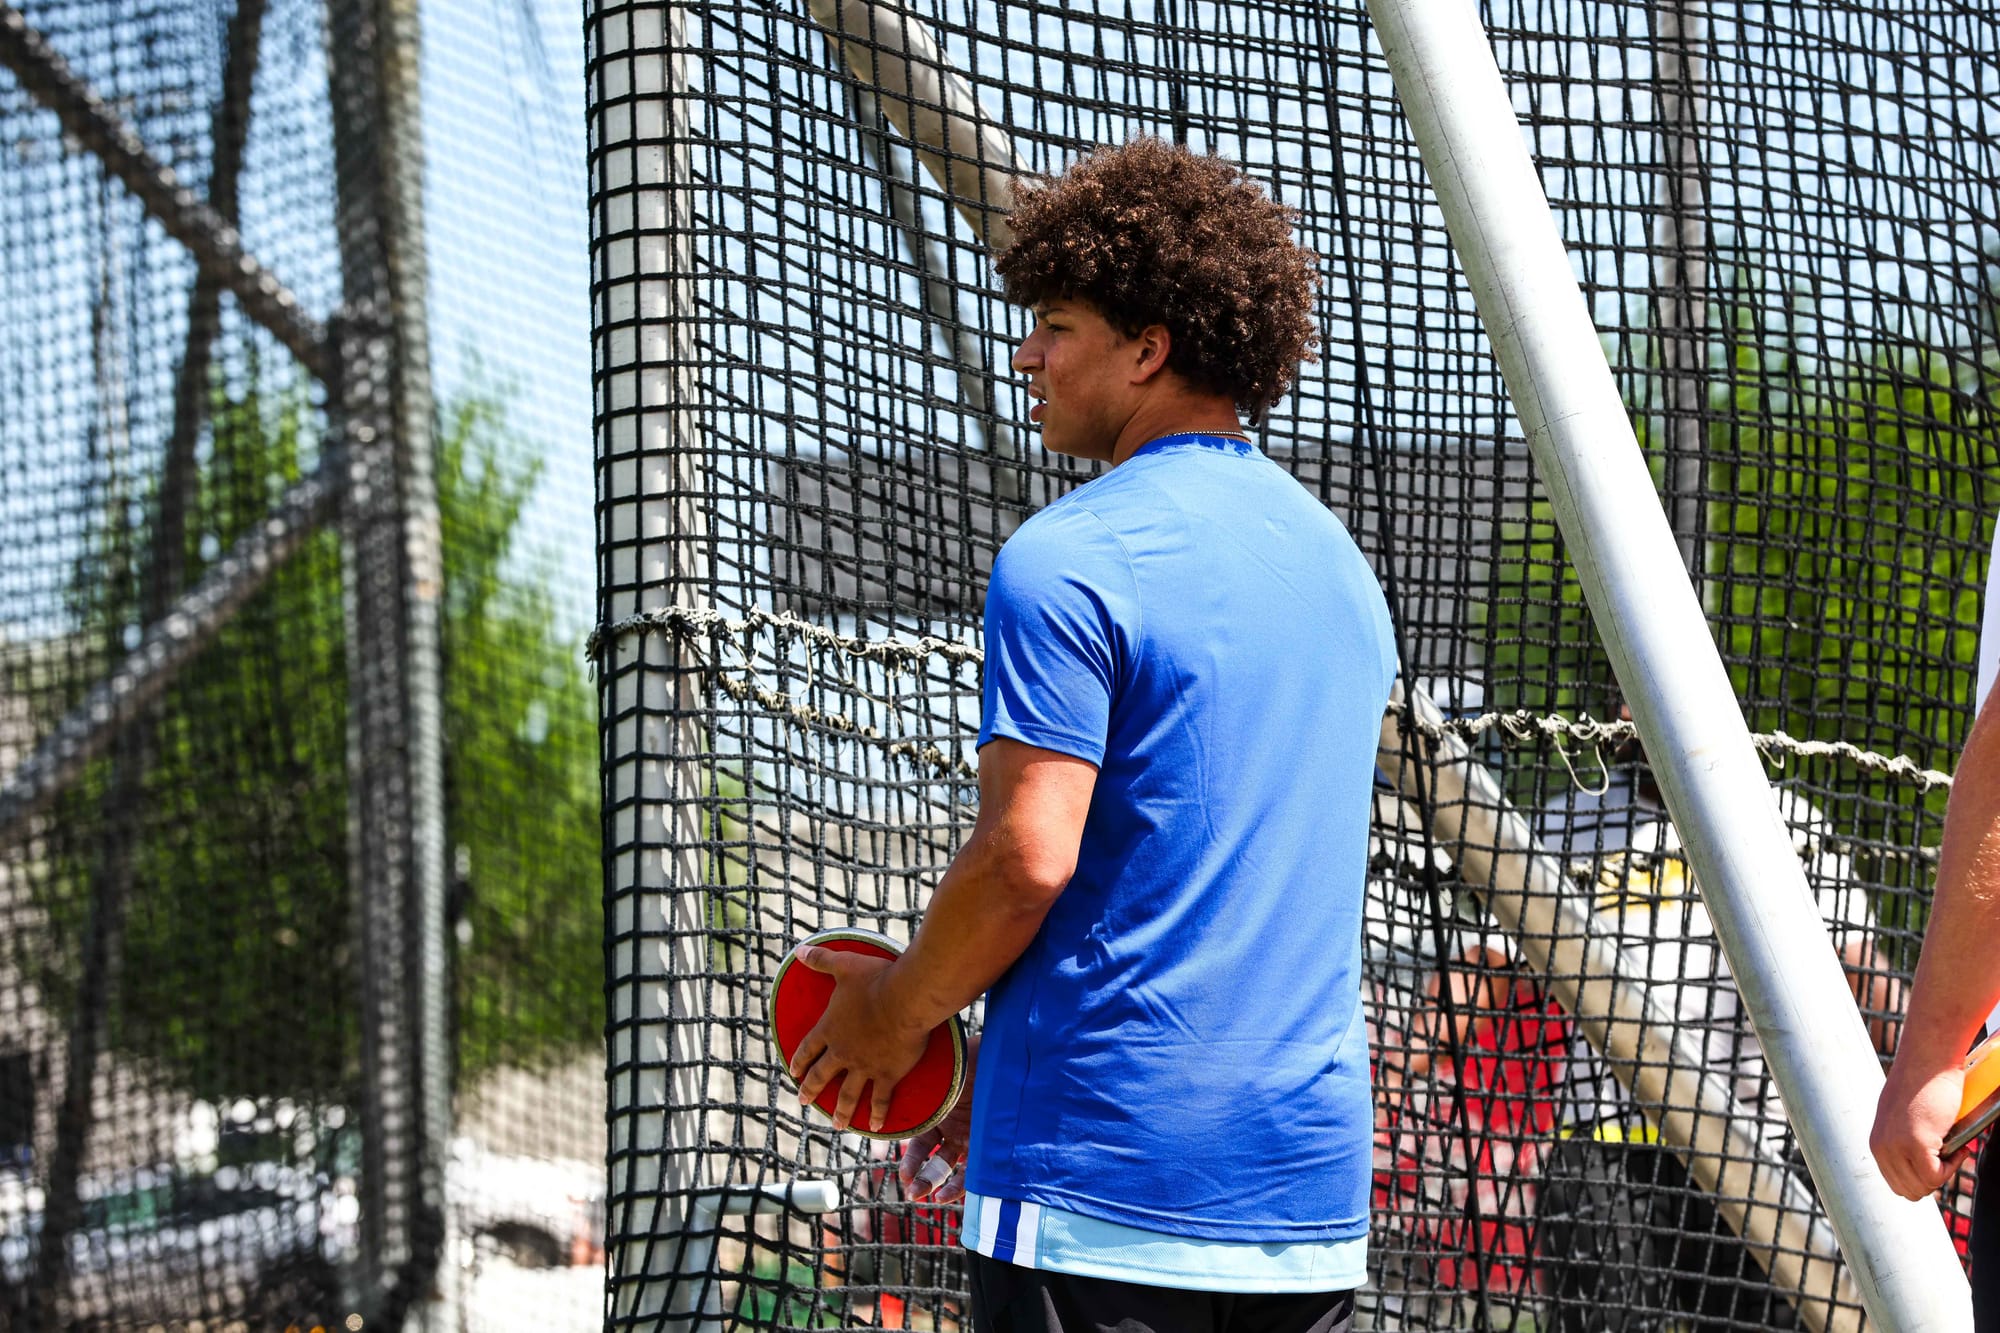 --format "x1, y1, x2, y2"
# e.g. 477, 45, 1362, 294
1107, 397, 1247, 467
